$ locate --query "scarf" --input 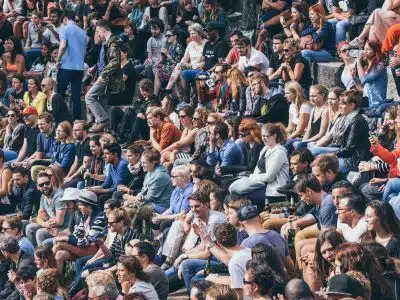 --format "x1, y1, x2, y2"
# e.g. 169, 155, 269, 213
332, 109, 359, 144
128, 161, 142, 176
